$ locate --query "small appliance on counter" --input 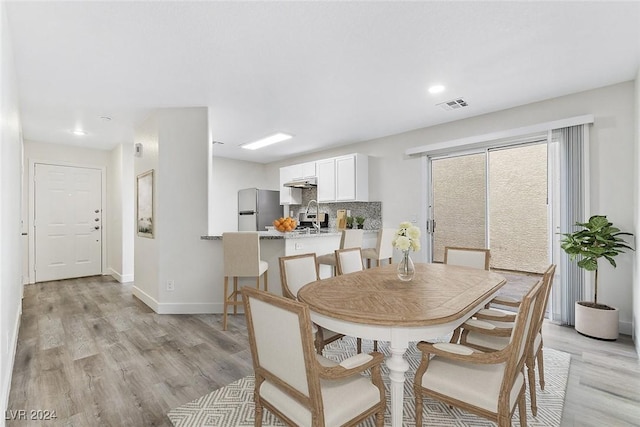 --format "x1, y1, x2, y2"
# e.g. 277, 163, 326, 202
238, 188, 283, 232
297, 212, 329, 229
